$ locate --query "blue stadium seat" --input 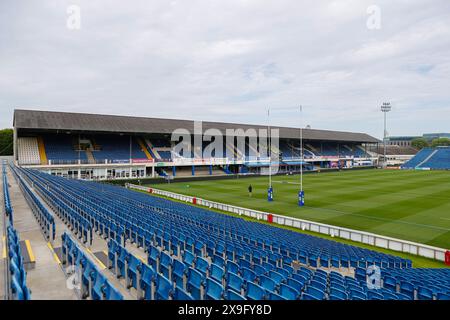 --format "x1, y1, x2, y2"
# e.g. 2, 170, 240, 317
210, 263, 225, 284
309, 279, 326, 292
382, 291, 398, 300
172, 259, 188, 289
195, 257, 210, 276
205, 278, 224, 300
91, 272, 107, 300
241, 267, 257, 283
279, 283, 300, 300
183, 250, 196, 269
117, 247, 130, 279
187, 268, 204, 300
259, 275, 277, 292
245, 282, 266, 300
148, 246, 160, 271
287, 278, 305, 292
226, 260, 239, 275
437, 292, 450, 300
160, 251, 173, 280
349, 290, 367, 300
82, 260, 97, 298
226, 272, 244, 294
103, 281, 124, 300
226, 289, 246, 300
268, 270, 285, 285
301, 292, 320, 300
127, 255, 142, 289
383, 276, 397, 292
140, 263, 155, 300
268, 292, 286, 300
155, 274, 173, 300
173, 287, 193, 300
330, 288, 347, 300
367, 290, 384, 300
417, 286, 433, 300
399, 281, 415, 299
305, 286, 325, 300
